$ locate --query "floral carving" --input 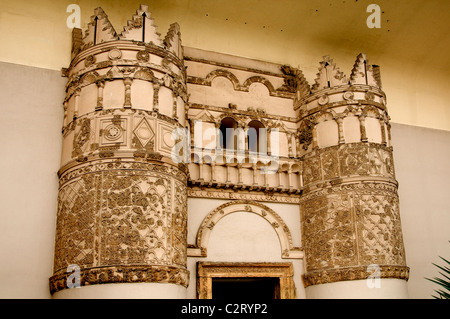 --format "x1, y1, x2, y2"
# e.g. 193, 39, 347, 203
300, 183, 408, 287
50, 163, 188, 294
